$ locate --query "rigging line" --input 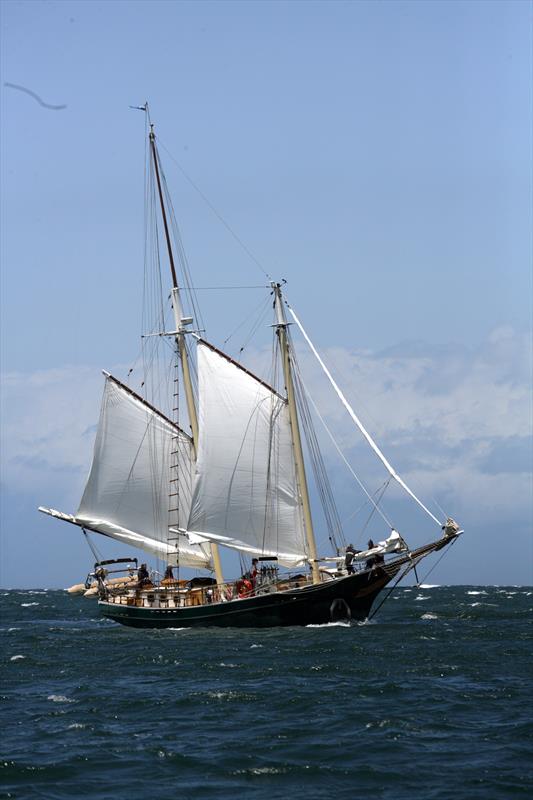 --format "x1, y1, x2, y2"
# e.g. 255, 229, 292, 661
295, 368, 395, 529
359, 477, 391, 542
367, 560, 421, 621
238, 297, 273, 354
288, 331, 344, 550
341, 479, 390, 526
185, 285, 269, 290
157, 138, 273, 282
160, 167, 206, 334
287, 304, 442, 528
223, 293, 271, 347
83, 529, 102, 564
415, 536, 459, 588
